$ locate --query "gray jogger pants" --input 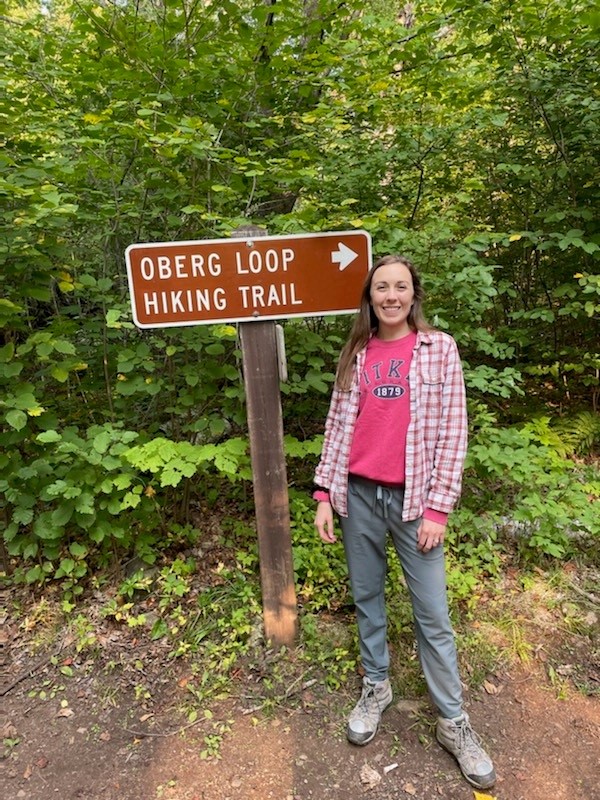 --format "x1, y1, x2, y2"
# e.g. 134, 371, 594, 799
340, 475, 463, 719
